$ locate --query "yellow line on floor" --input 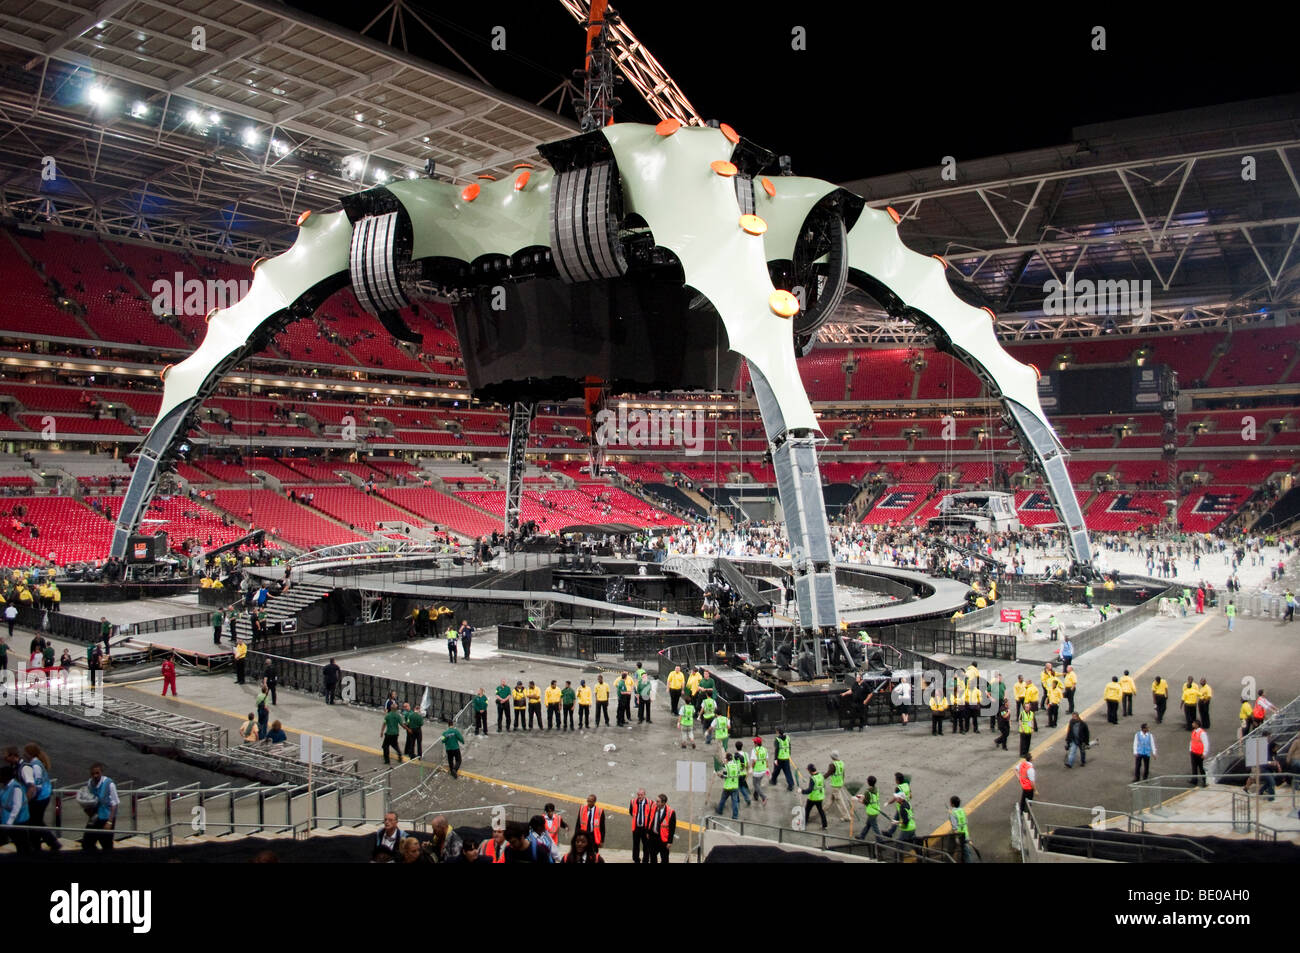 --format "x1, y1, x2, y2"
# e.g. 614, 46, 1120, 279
927, 614, 1215, 836
117, 683, 703, 829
